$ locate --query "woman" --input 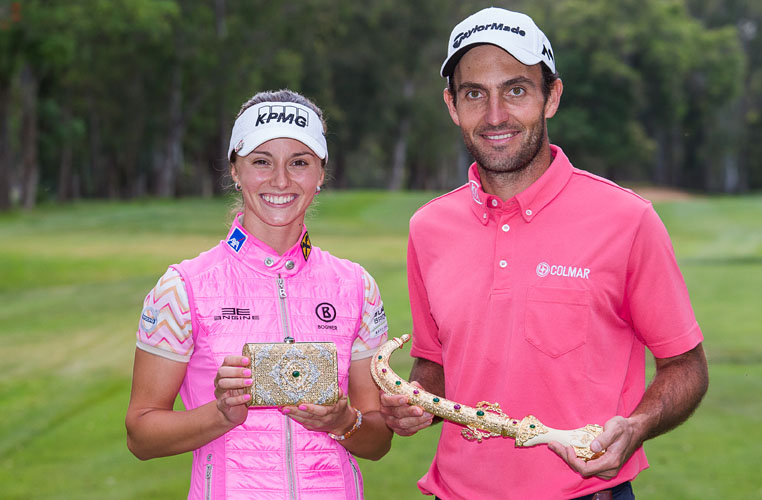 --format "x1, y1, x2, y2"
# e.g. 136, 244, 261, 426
126, 89, 392, 500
